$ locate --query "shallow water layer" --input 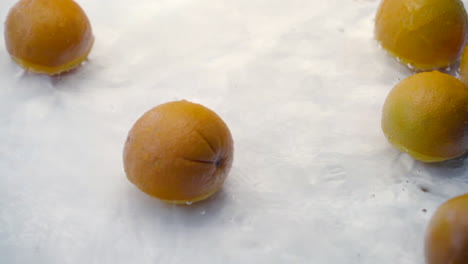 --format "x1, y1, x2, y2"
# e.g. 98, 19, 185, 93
0, 0, 468, 263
